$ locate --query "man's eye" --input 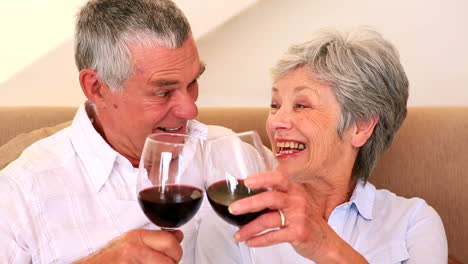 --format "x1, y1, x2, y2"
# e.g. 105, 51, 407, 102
189, 79, 198, 87
270, 103, 278, 109
155, 90, 171, 97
